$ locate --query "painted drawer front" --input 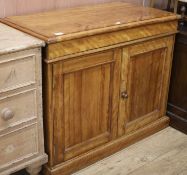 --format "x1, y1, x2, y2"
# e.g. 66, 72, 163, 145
0, 54, 36, 93
0, 124, 38, 167
0, 90, 36, 131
